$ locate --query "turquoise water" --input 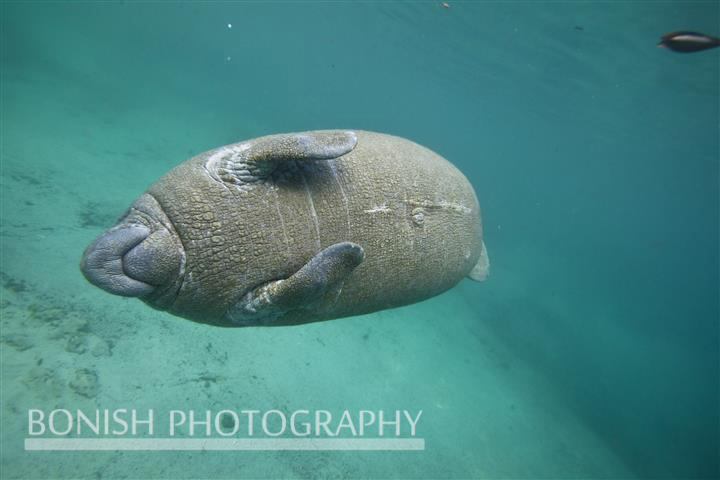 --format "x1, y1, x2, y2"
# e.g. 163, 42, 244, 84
1, 1, 718, 478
